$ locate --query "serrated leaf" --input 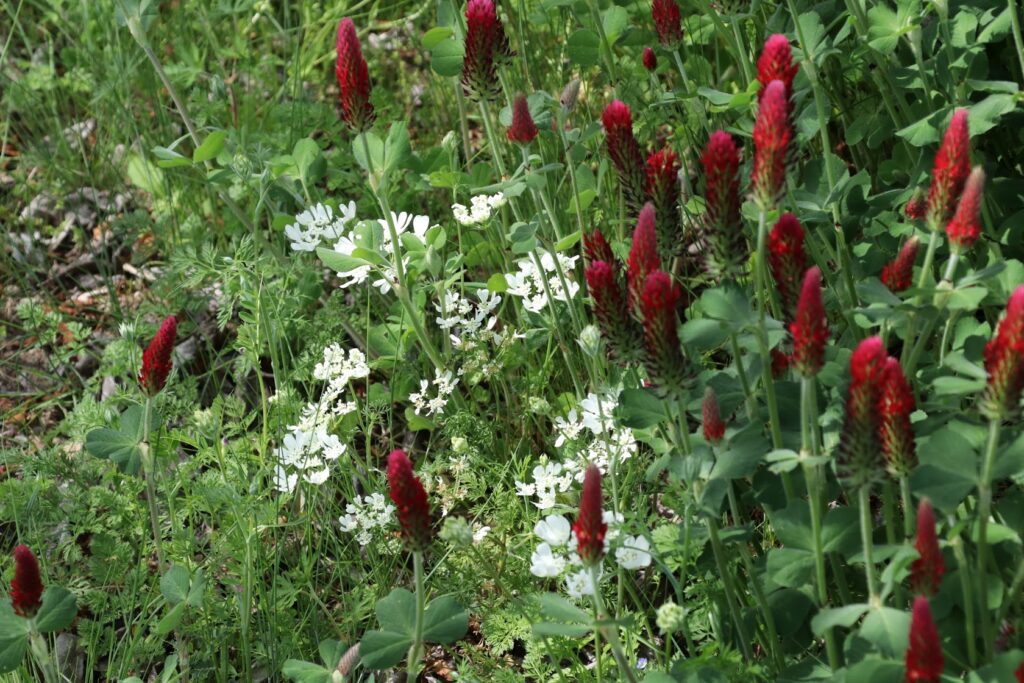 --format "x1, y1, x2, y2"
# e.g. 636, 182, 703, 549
33, 587, 77, 633
422, 595, 469, 644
